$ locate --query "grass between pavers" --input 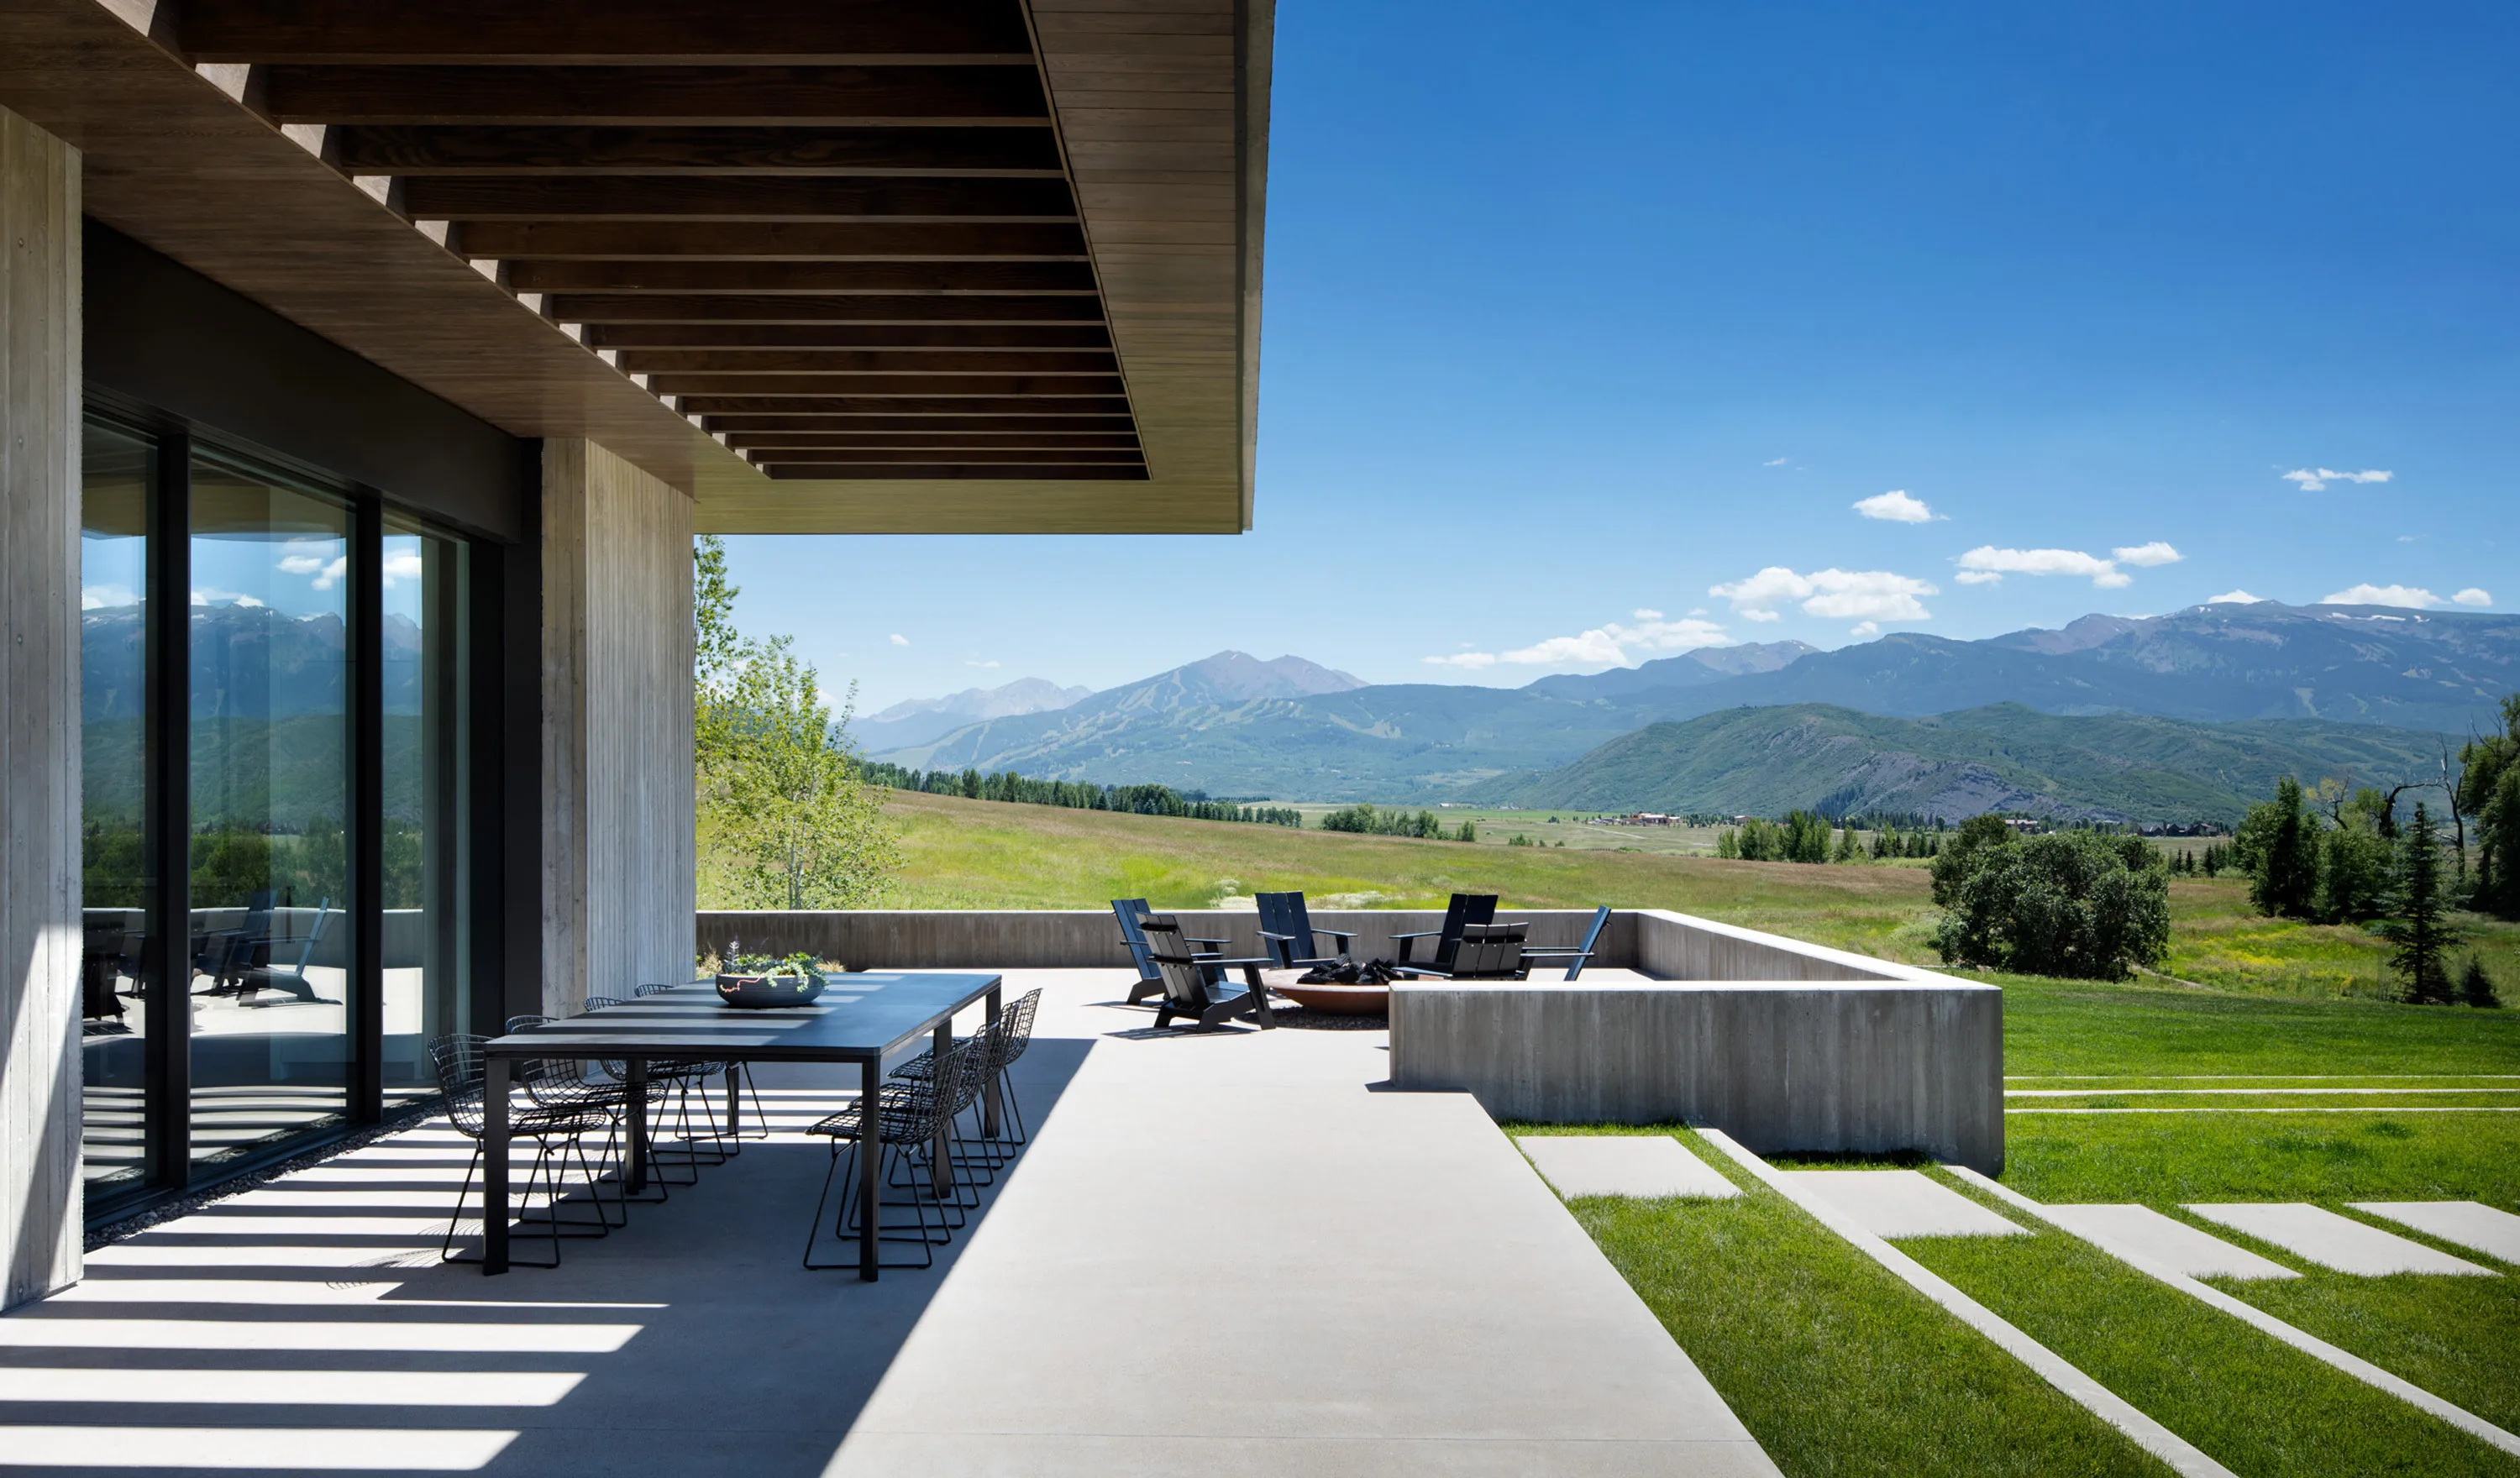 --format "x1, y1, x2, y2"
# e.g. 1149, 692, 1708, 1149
2000, 1112, 2520, 1208
1905, 1170, 2520, 1477
1512, 1124, 2166, 1477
